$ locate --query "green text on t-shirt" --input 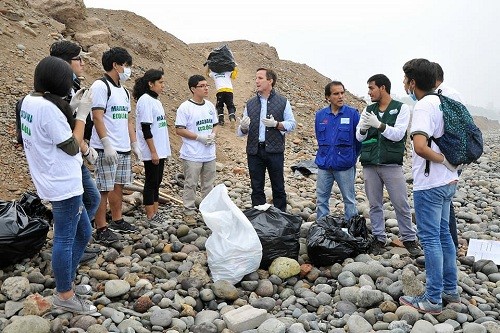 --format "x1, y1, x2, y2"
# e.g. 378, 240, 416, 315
20, 110, 32, 136
196, 118, 213, 132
